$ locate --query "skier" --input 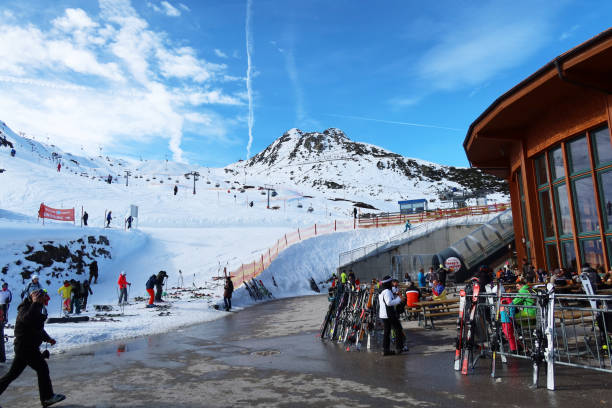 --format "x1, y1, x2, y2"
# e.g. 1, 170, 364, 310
403, 220, 411, 232
21, 275, 42, 300
82, 211, 88, 226
223, 277, 234, 311
117, 271, 131, 305
249, 201, 253, 207
125, 215, 133, 230
0, 289, 65, 407
57, 163, 61, 172
81, 280, 93, 311
0, 282, 12, 325
57, 281, 72, 315
378, 276, 407, 355
106, 211, 112, 228
173, 185, 178, 196
353, 207, 357, 219
88, 260, 99, 284
145, 274, 157, 308
155, 270, 168, 302
10, 148, 15, 157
